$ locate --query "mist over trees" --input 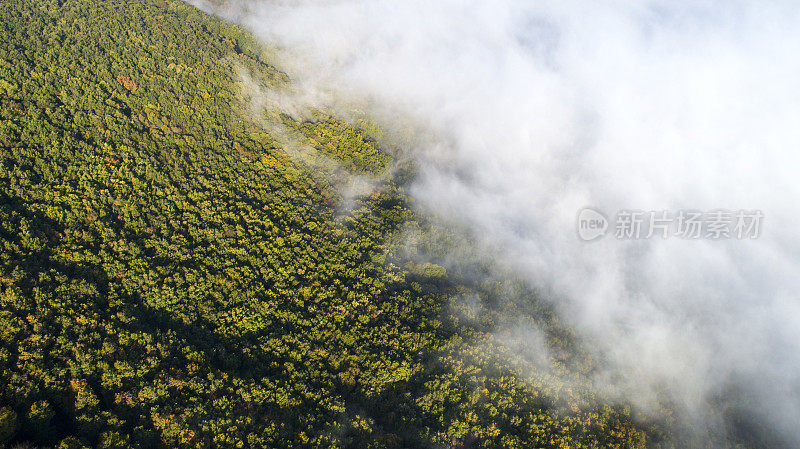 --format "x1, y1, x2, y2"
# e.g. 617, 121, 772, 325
1, 0, 786, 448
0, 0, 658, 448
212, 1, 800, 448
